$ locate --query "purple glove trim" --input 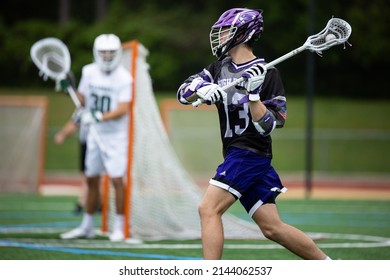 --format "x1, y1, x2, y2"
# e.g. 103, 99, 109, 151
238, 95, 249, 104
